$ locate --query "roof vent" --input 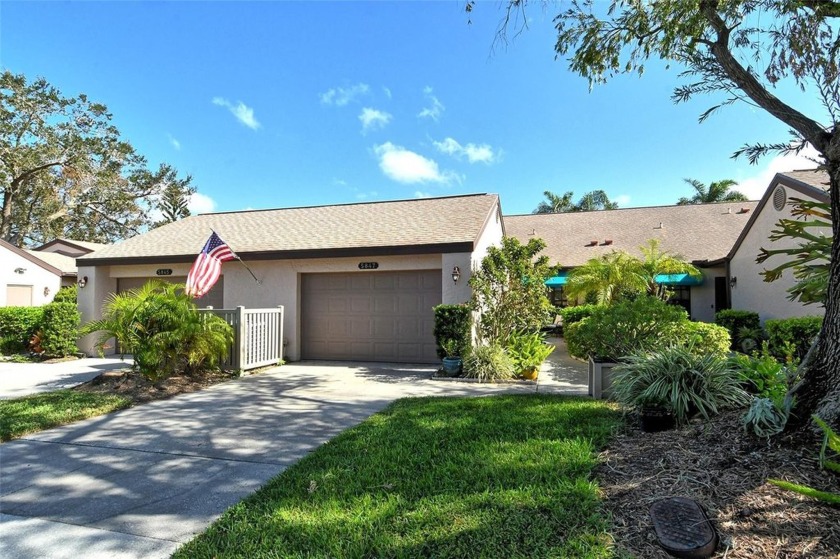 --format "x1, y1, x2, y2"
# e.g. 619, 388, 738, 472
727, 207, 732, 214
602, 239, 613, 246
530, 228, 536, 236
586, 240, 598, 247
655, 221, 663, 229
773, 186, 787, 211
738, 207, 751, 214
